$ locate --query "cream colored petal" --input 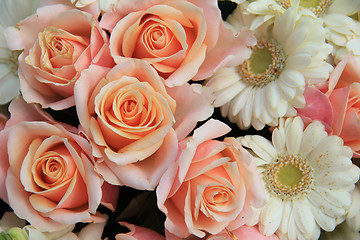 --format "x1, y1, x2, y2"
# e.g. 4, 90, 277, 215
293, 198, 317, 238
284, 116, 304, 155
259, 197, 283, 236
300, 121, 327, 157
